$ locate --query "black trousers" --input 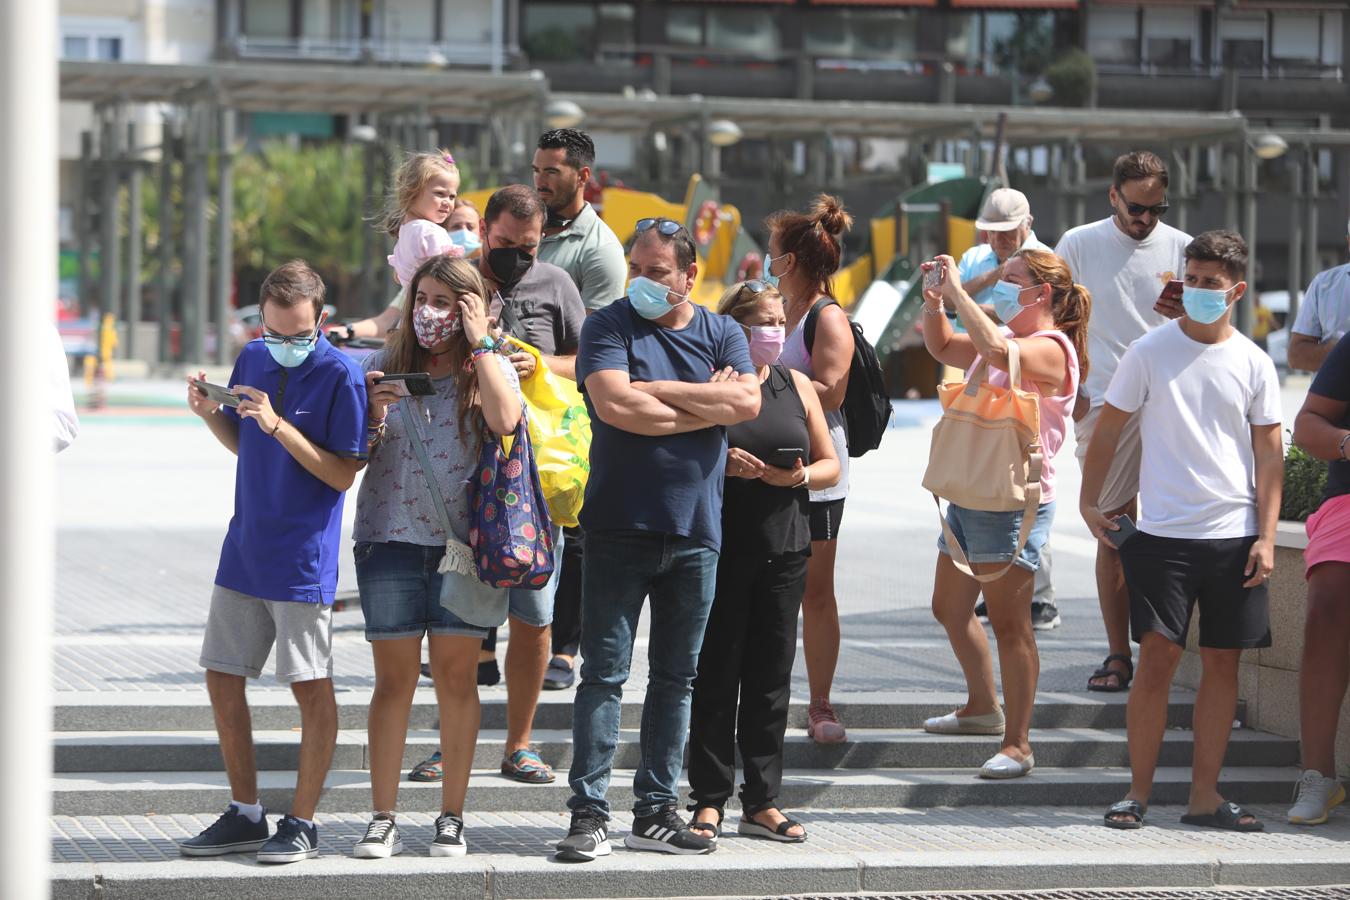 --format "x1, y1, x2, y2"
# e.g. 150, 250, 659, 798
687, 548, 809, 815
481, 526, 583, 656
